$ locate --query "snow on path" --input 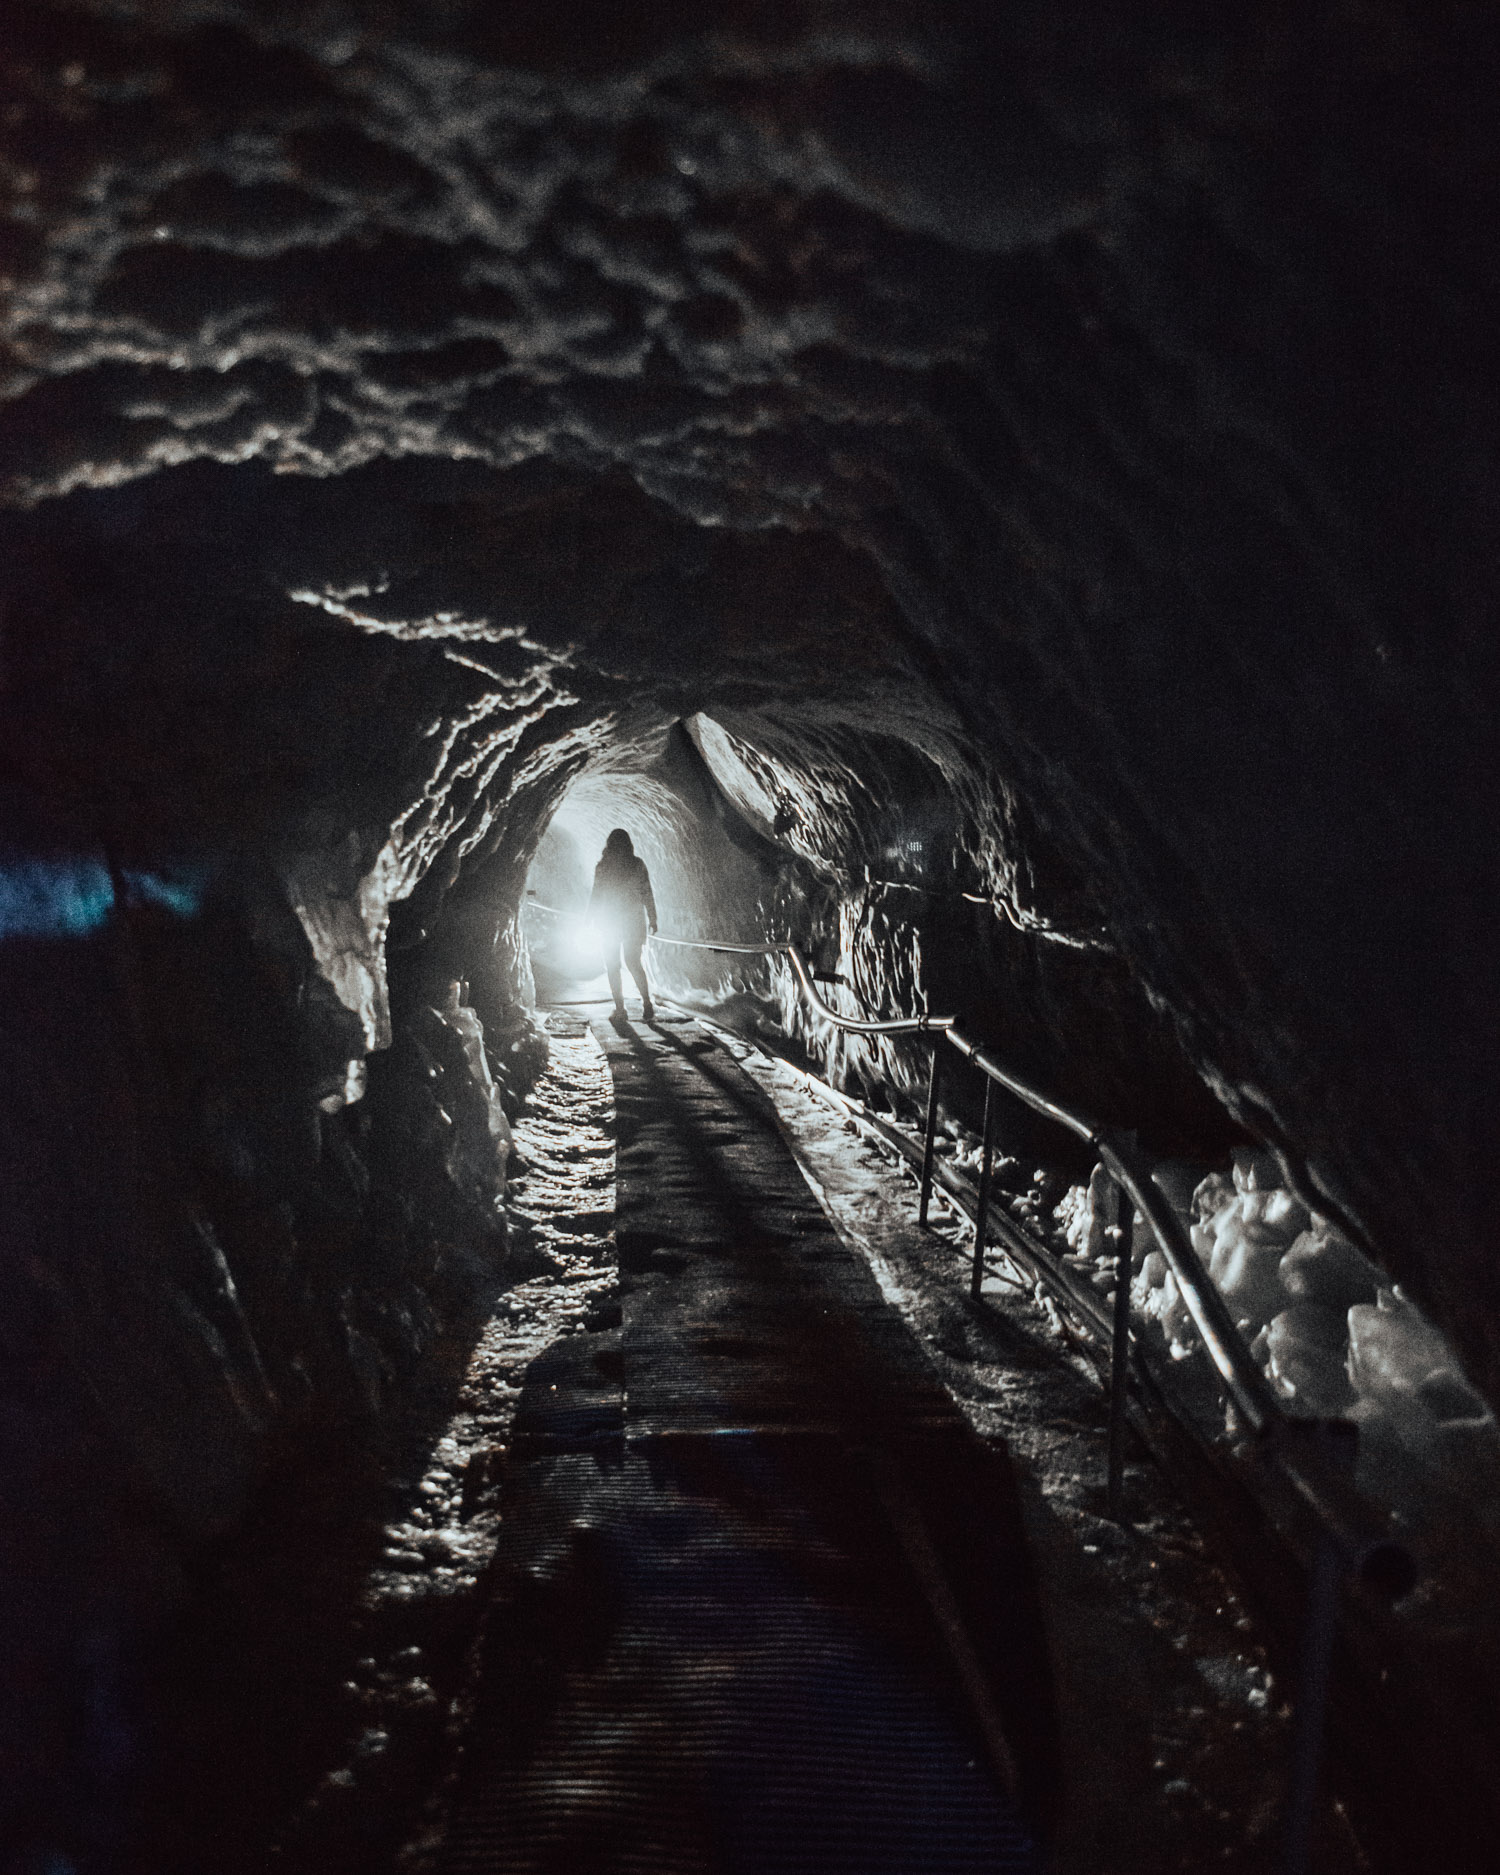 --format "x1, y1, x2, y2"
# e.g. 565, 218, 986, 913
276, 1013, 618, 1871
